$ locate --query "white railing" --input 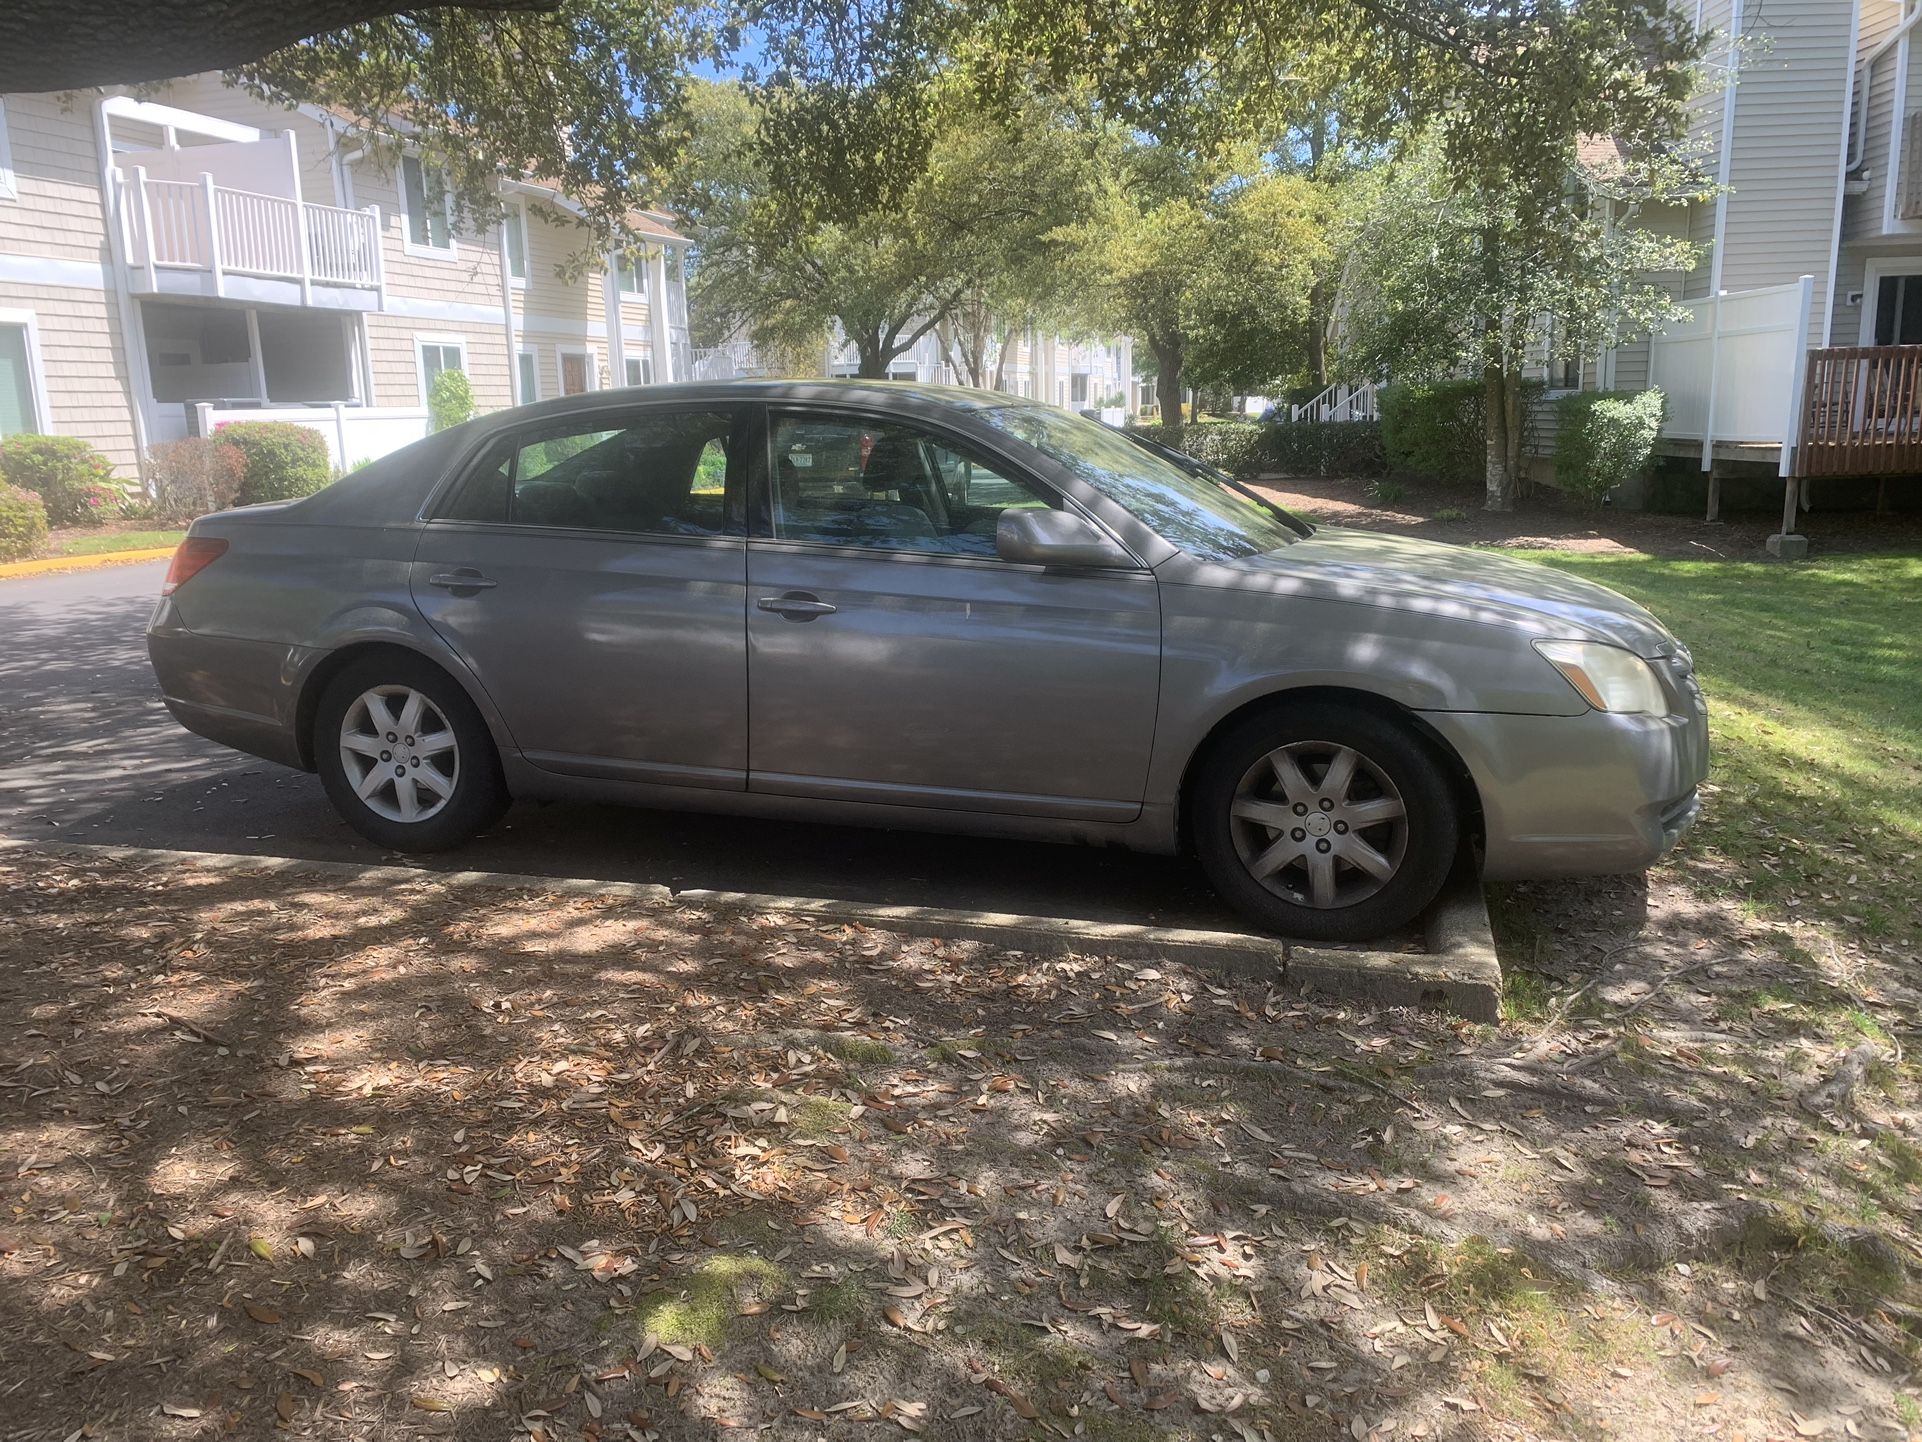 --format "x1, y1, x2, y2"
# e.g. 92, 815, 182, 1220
305, 202, 381, 287
1647, 275, 1813, 474
193, 402, 430, 471
124, 171, 382, 294
1291, 380, 1379, 423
